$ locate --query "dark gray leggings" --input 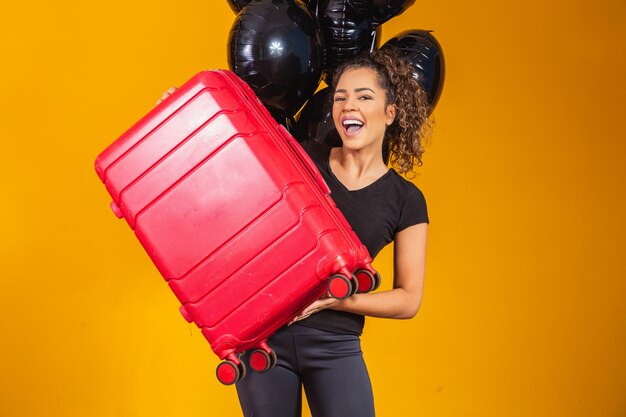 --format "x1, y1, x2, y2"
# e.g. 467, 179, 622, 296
235, 324, 375, 417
